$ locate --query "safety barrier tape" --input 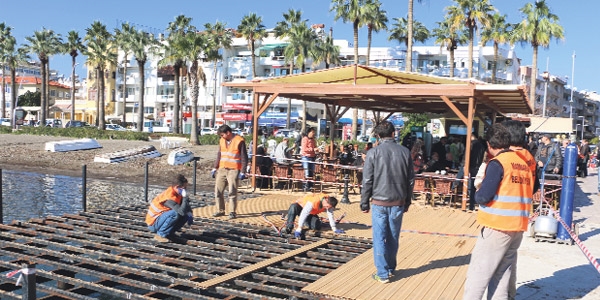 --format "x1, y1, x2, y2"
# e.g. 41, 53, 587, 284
400, 229, 478, 238
247, 172, 360, 189
549, 208, 600, 274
